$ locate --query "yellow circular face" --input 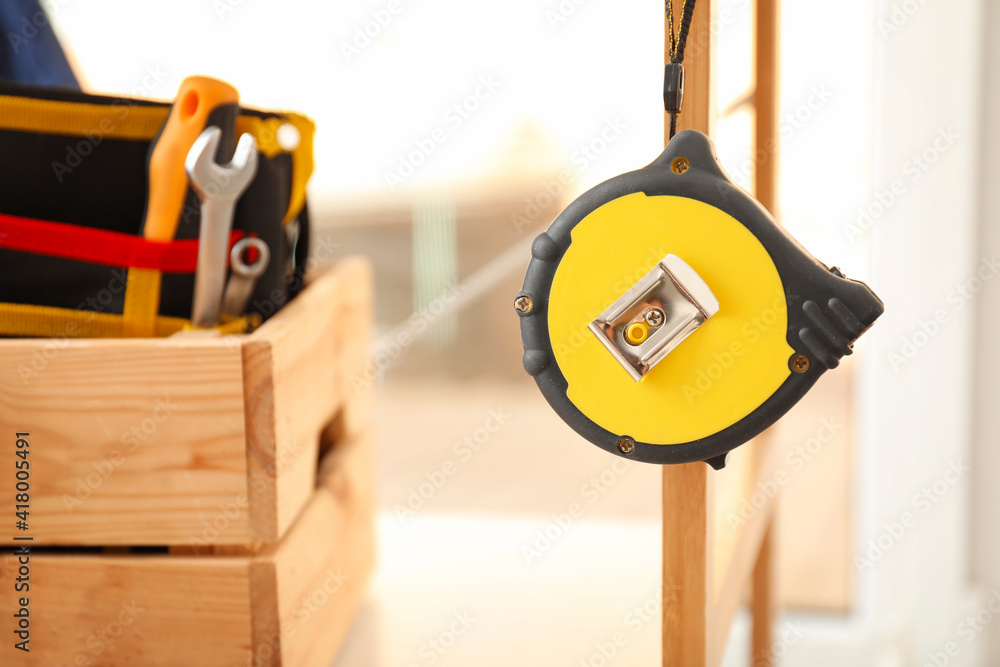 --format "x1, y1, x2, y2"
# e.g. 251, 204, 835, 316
548, 193, 794, 445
